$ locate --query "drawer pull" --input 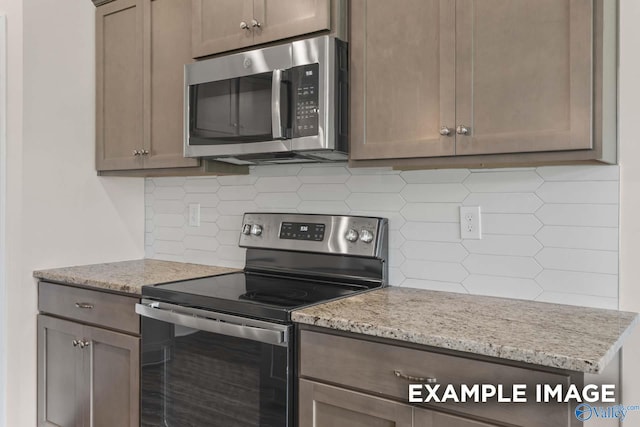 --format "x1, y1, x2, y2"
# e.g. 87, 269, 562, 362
75, 302, 94, 309
394, 370, 437, 383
